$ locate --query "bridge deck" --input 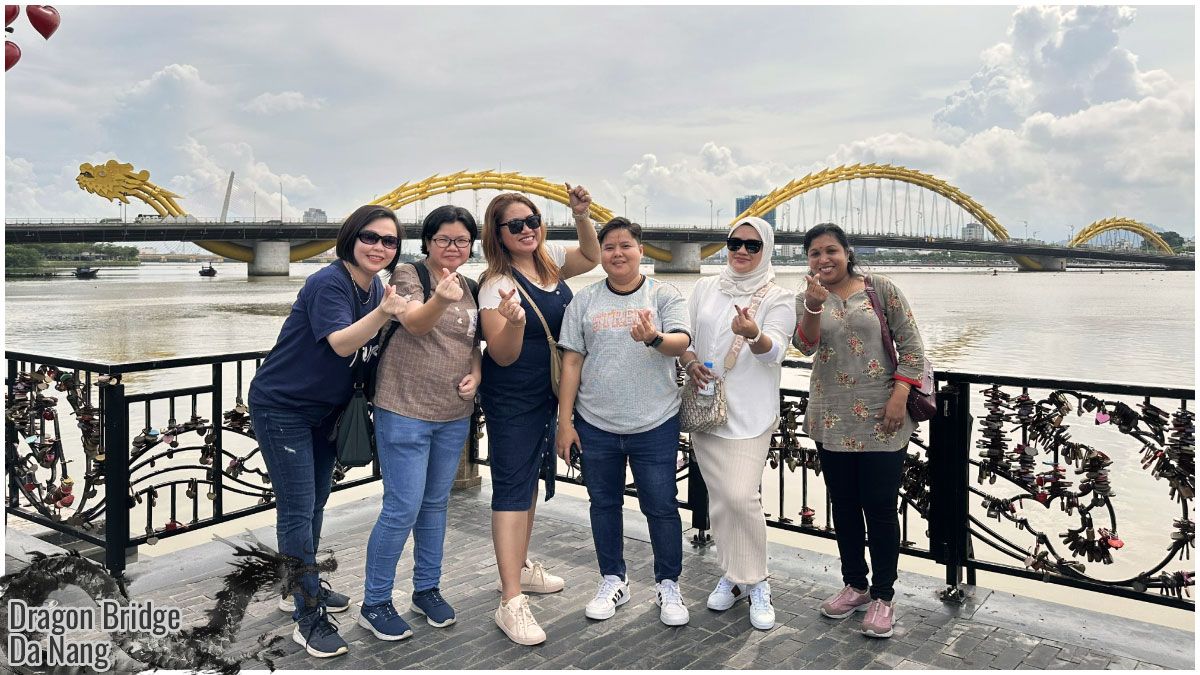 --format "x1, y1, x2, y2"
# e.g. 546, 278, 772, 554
5, 222, 1191, 268
6, 484, 1192, 670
